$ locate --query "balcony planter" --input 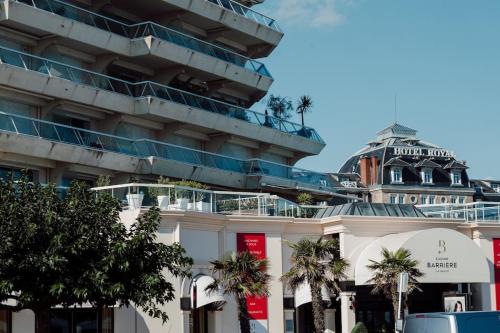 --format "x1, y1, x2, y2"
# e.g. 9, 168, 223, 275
196, 201, 211, 212
176, 198, 190, 210
157, 195, 170, 210
126, 193, 144, 210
